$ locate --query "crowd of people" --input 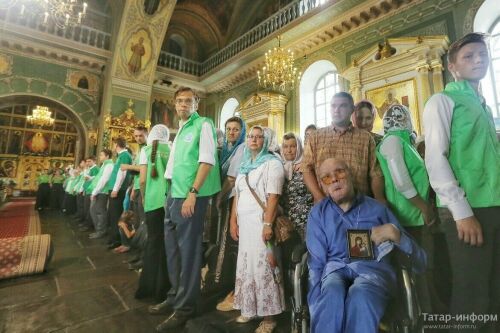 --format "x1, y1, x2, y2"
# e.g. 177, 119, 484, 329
35, 33, 499, 333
